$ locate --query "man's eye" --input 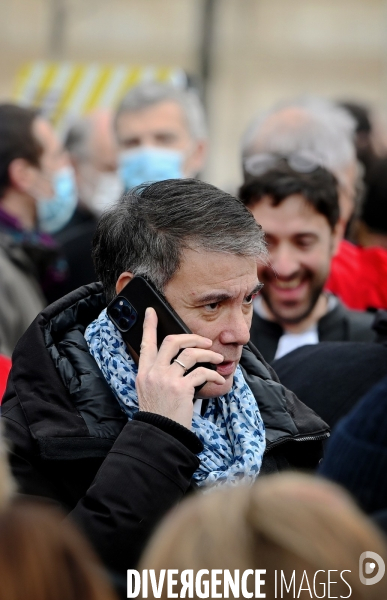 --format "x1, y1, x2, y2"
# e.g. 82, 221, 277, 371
298, 238, 315, 249
244, 290, 262, 305
122, 139, 139, 148
156, 134, 177, 145
204, 302, 219, 311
